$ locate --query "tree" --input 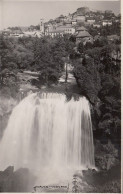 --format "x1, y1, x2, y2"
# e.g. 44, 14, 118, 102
33, 37, 68, 85
78, 42, 84, 54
